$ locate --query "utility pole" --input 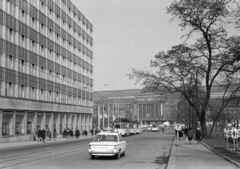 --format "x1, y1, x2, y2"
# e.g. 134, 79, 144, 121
107, 104, 109, 128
